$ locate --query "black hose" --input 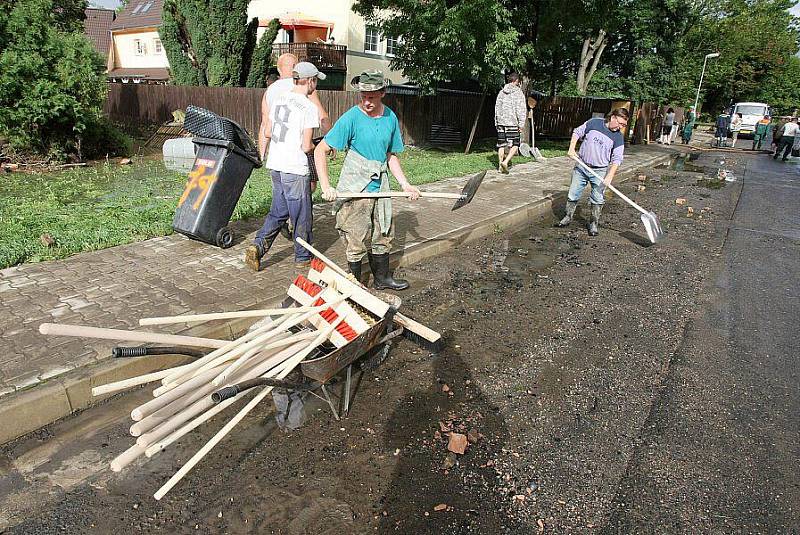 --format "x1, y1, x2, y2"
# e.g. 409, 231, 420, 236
210, 377, 317, 404
112, 346, 207, 359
